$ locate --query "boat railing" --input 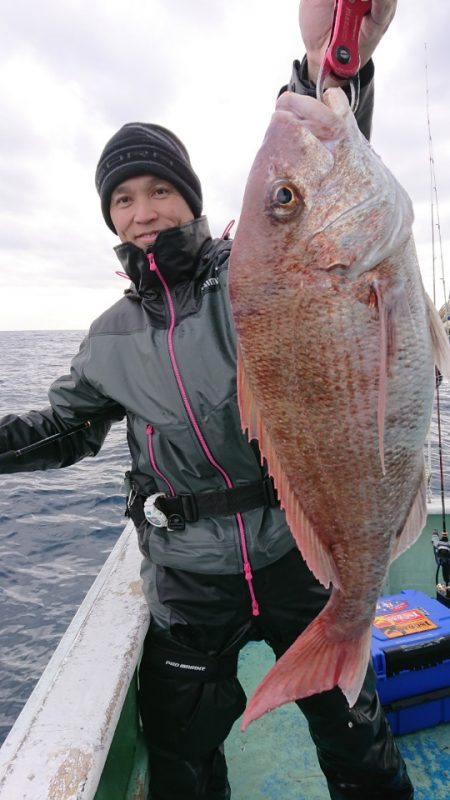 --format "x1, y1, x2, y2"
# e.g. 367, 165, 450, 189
0, 520, 149, 800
